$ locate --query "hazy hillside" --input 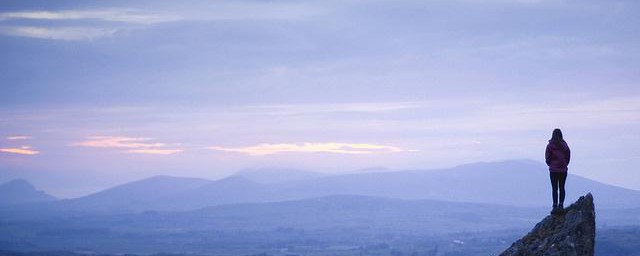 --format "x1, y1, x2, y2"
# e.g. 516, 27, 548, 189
182, 195, 545, 233
277, 160, 640, 208
105, 160, 640, 210
6, 160, 640, 212
56, 175, 212, 211
0, 179, 56, 205
0, 195, 545, 254
158, 175, 277, 210
1, 194, 638, 255
234, 167, 324, 183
